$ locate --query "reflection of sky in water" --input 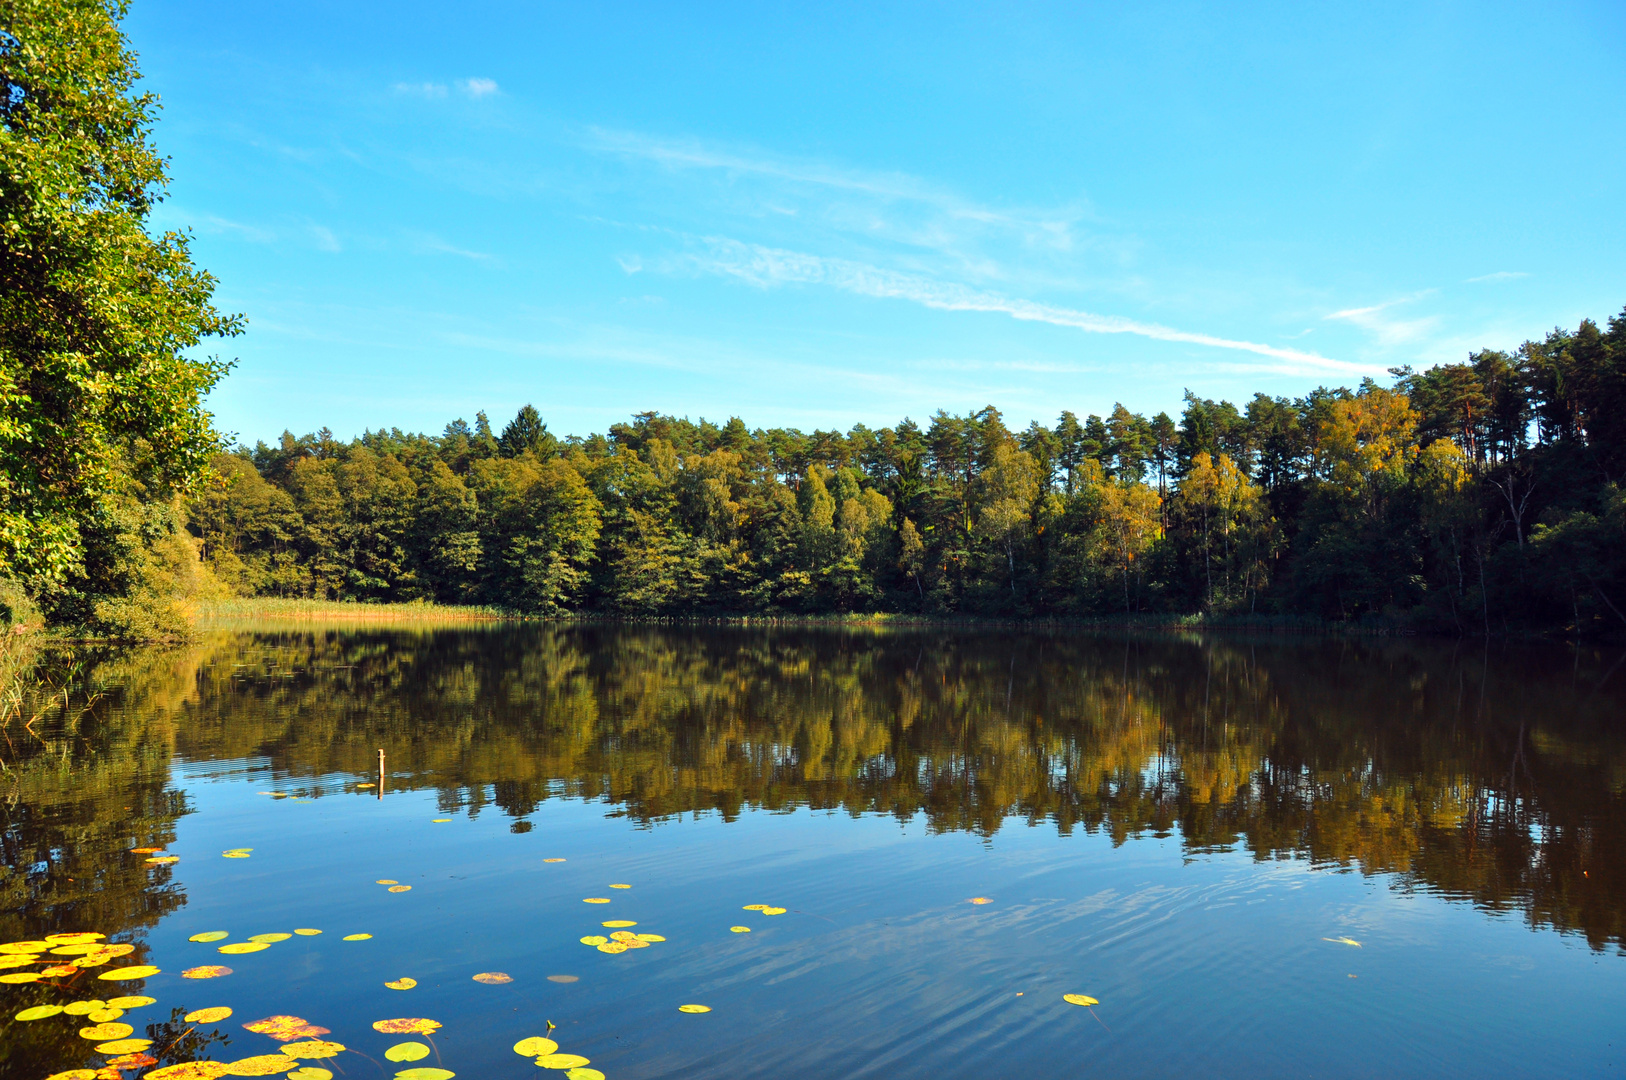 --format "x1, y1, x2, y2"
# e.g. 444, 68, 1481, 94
143, 774, 1622, 1080
4, 628, 1625, 1079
